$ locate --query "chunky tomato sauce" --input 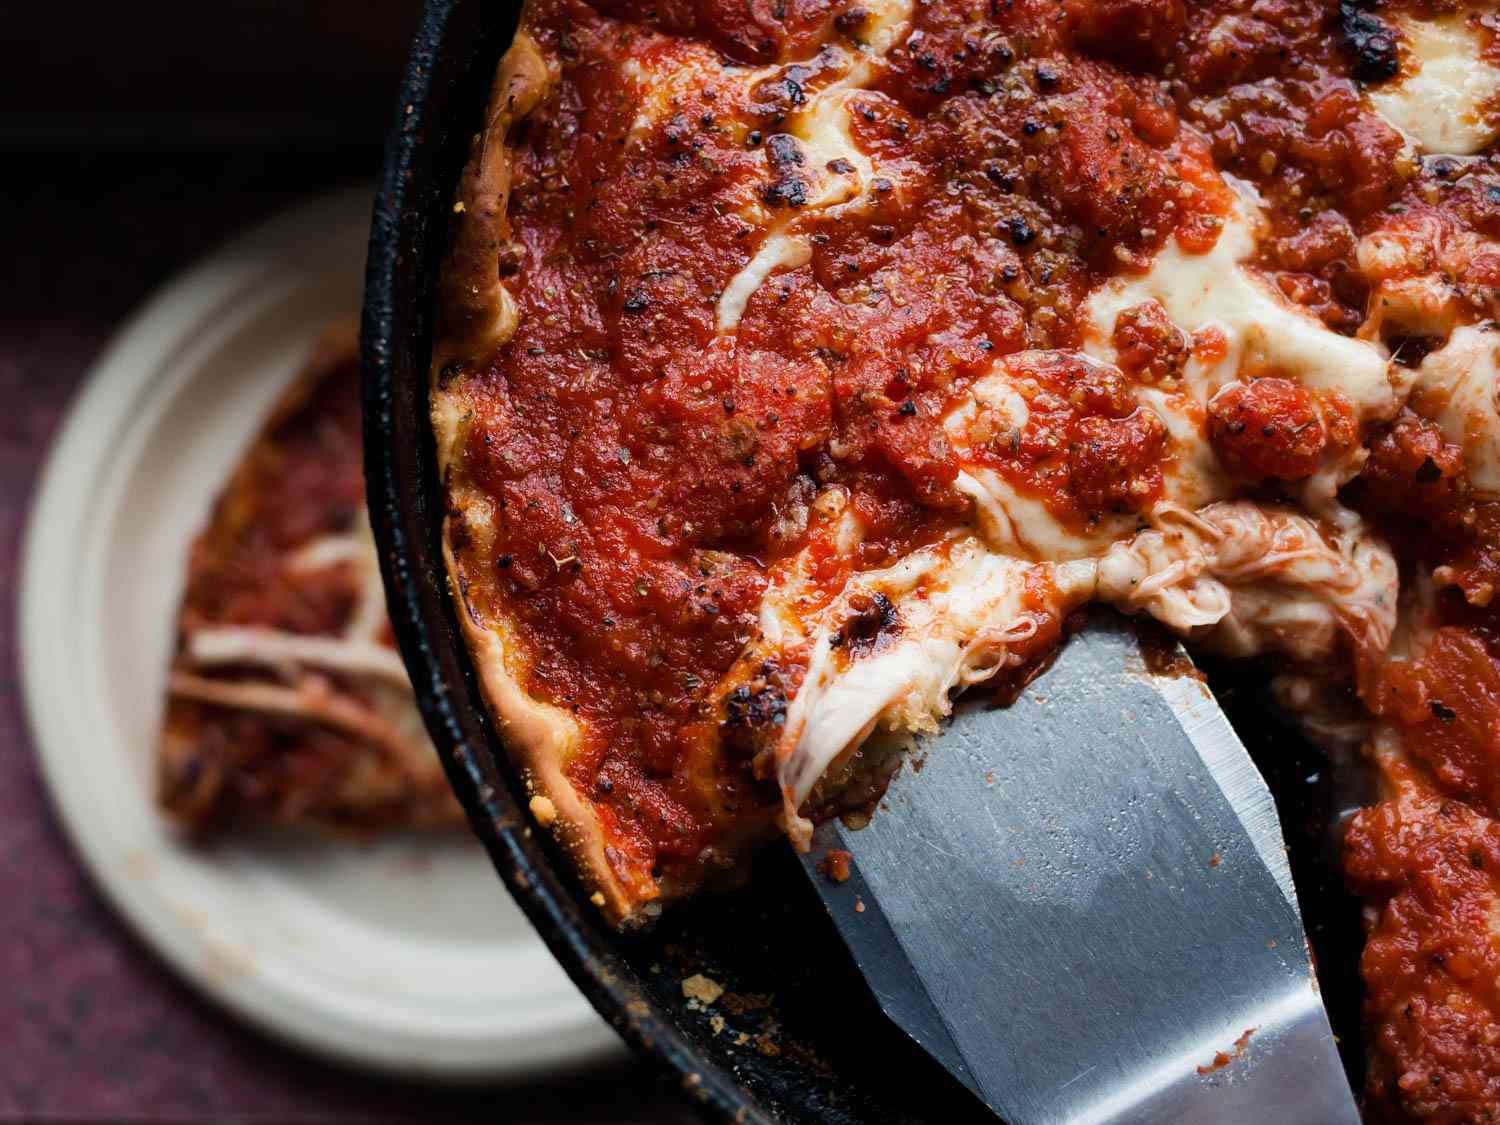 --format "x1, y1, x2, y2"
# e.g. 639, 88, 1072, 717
442, 0, 1500, 1112
184, 352, 366, 636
